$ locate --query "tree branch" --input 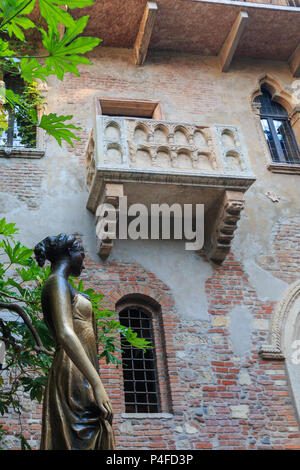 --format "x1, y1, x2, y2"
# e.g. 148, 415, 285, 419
0, 302, 52, 356
0, 290, 39, 306
0, 335, 53, 357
